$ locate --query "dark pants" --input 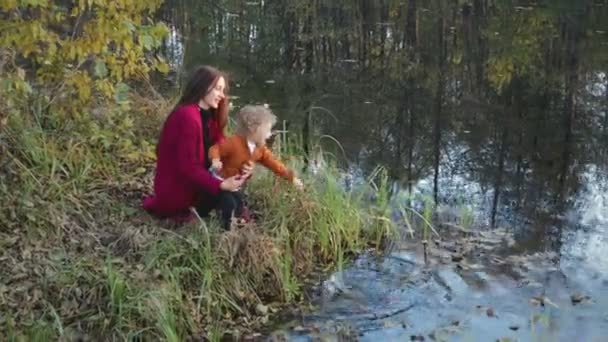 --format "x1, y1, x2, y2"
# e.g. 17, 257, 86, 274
195, 190, 244, 230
